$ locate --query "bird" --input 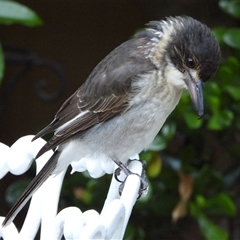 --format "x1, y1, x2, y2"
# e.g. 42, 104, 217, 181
2, 16, 221, 227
